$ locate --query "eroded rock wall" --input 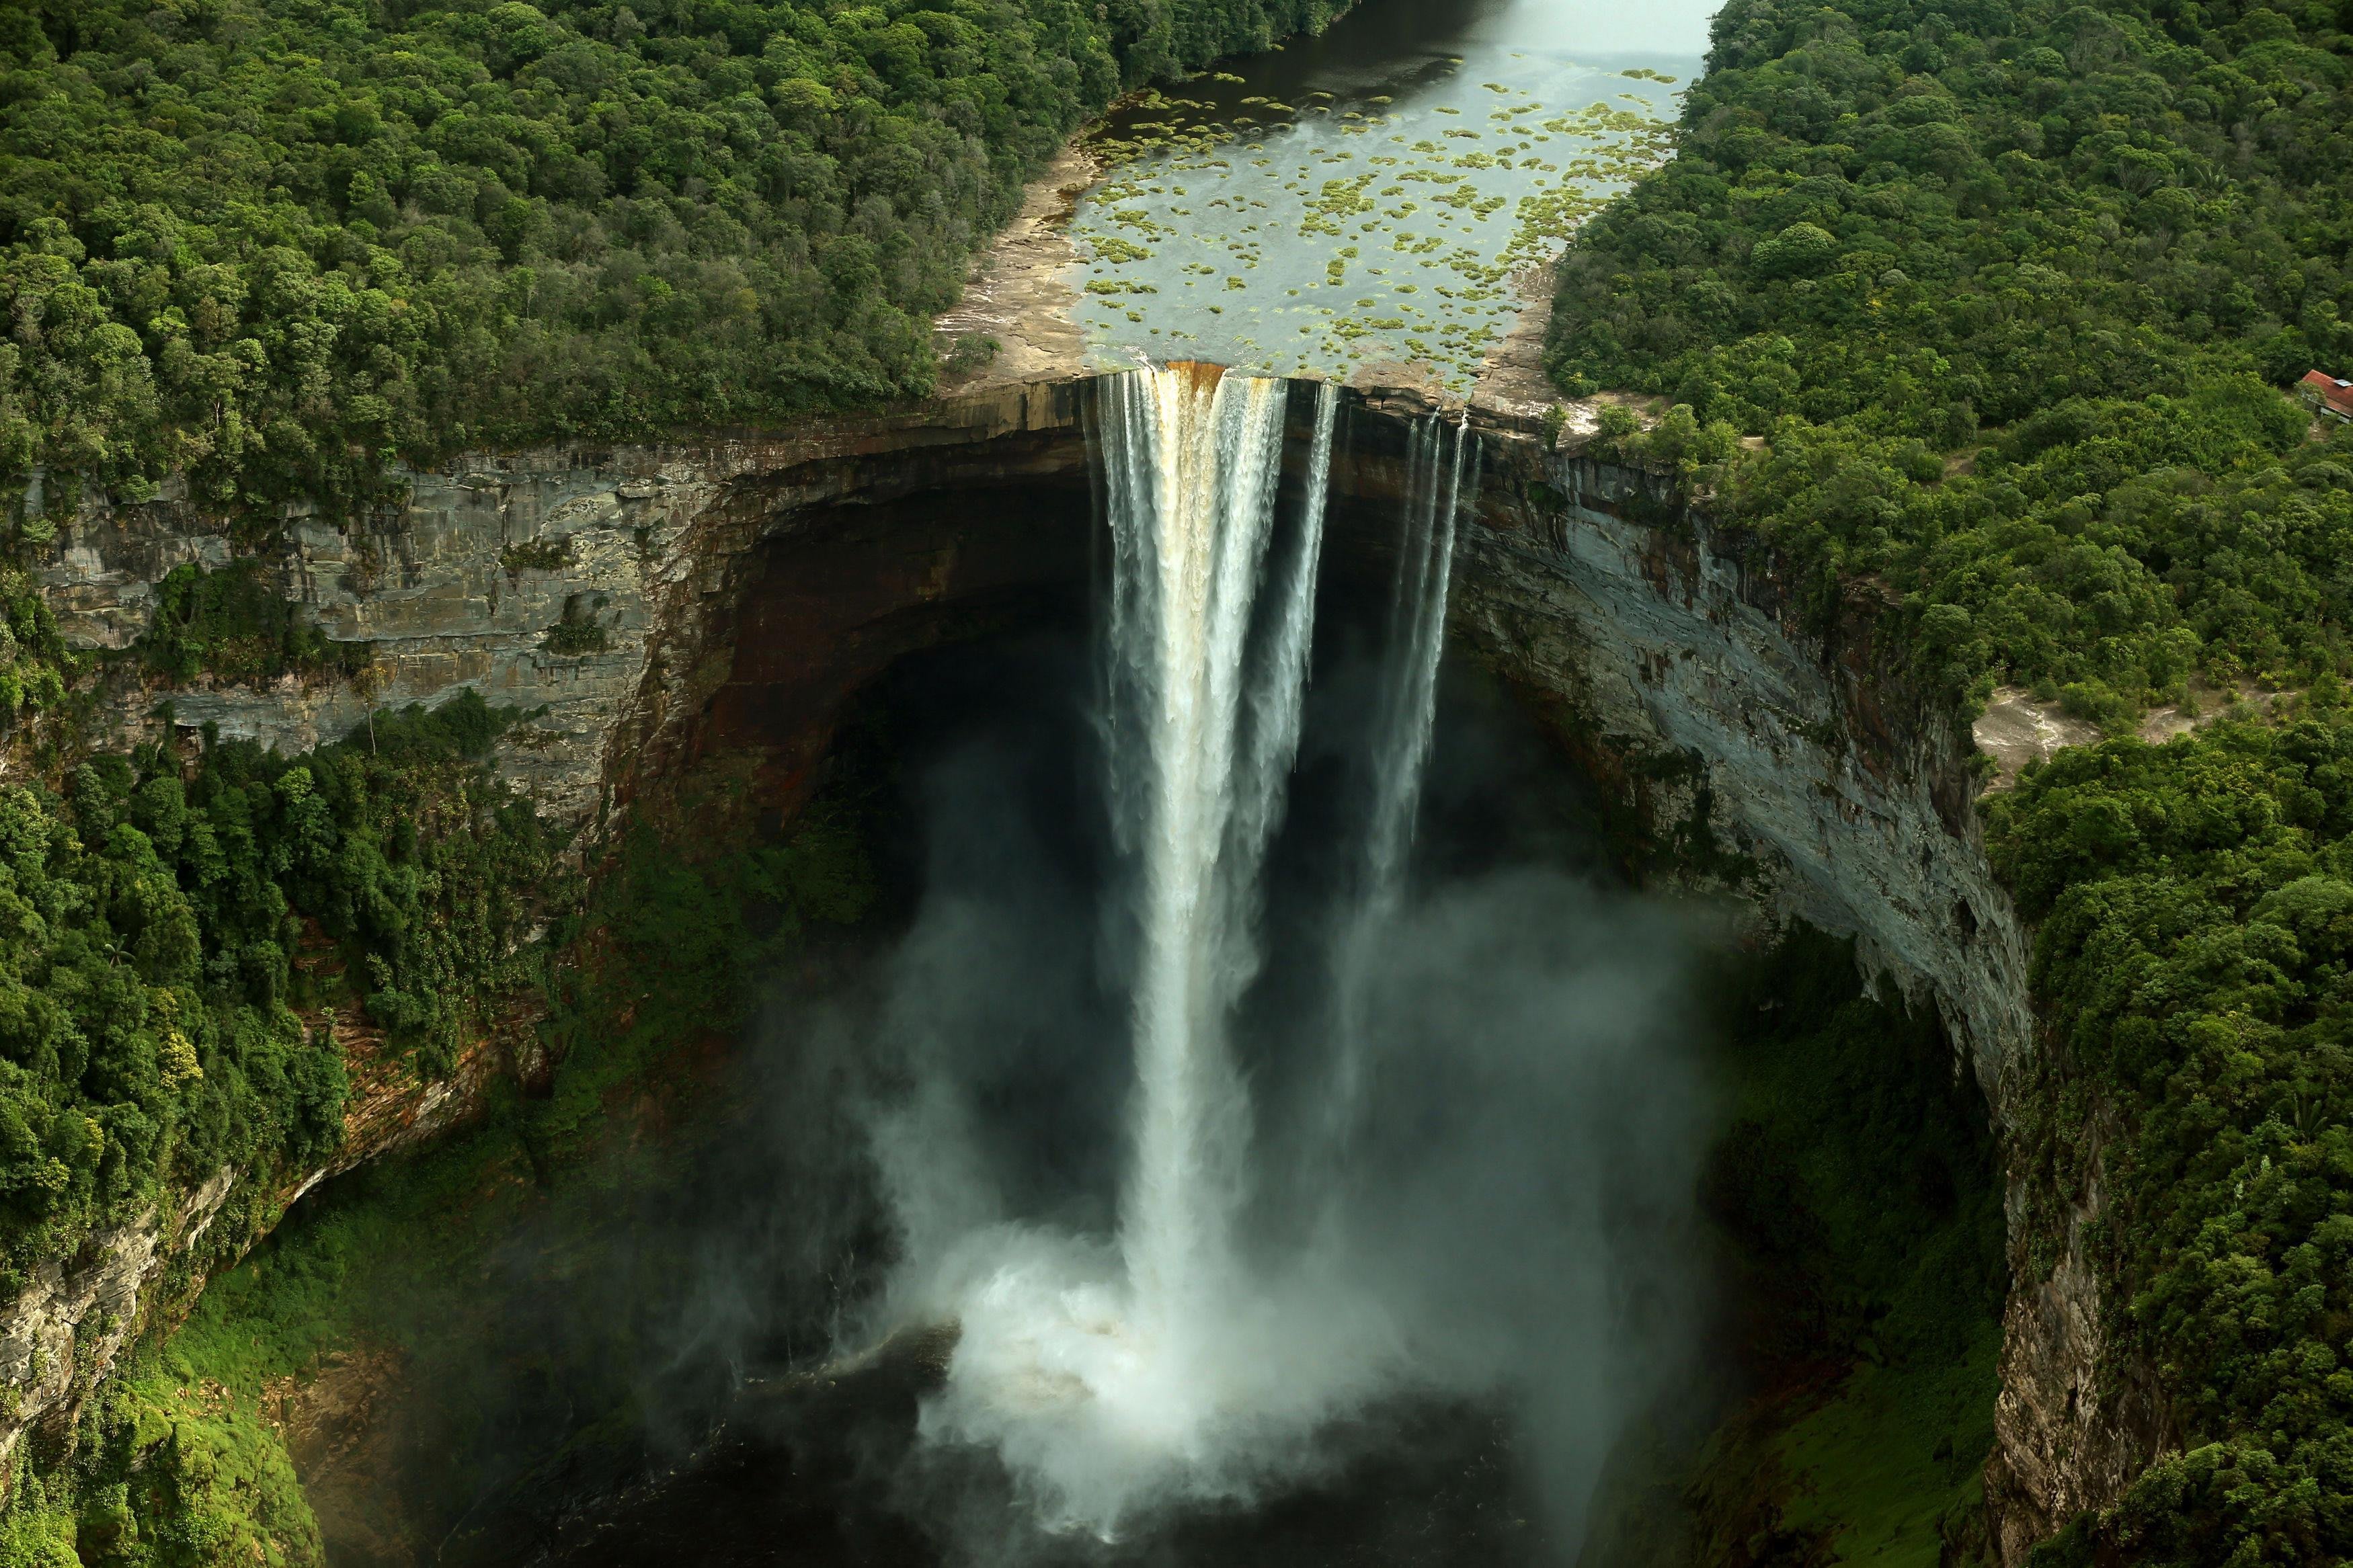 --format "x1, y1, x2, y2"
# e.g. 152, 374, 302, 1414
0, 1167, 234, 1477
1434, 410, 2128, 1568
1449, 438, 2034, 1098
28, 382, 1090, 836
